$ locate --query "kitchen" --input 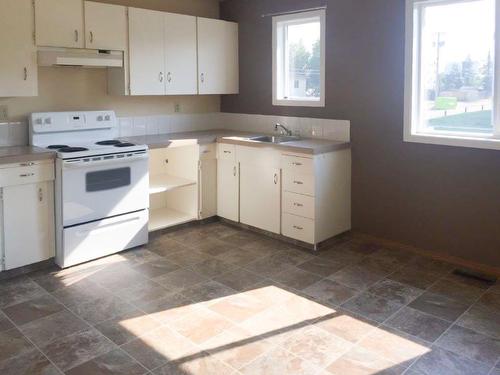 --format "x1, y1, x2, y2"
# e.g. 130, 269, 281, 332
0, 0, 499, 374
